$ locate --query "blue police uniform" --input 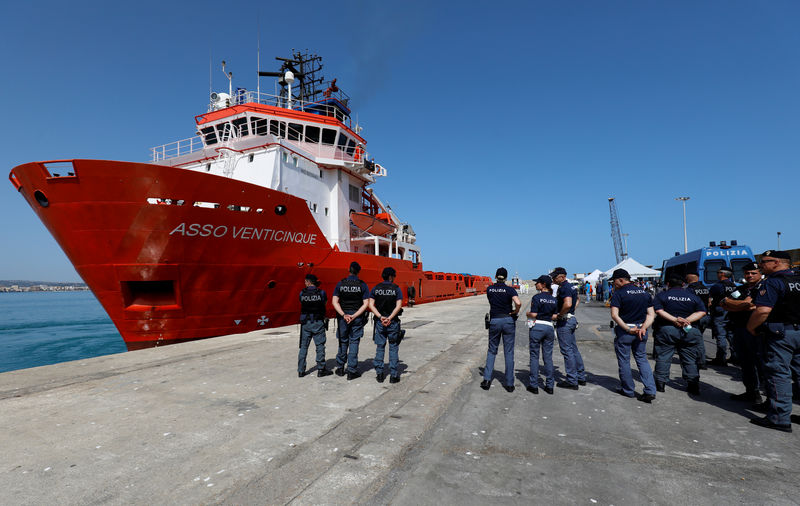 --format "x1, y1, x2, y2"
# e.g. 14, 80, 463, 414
556, 280, 585, 386
610, 283, 657, 397
371, 281, 403, 379
298, 285, 328, 374
686, 280, 711, 364
653, 288, 706, 389
709, 278, 736, 362
727, 282, 764, 398
333, 275, 370, 374
528, 292, 558, 390
484, 283, 518, 387
752, 269, 800, 427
